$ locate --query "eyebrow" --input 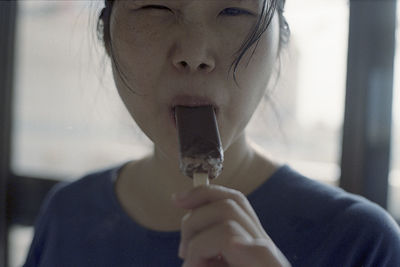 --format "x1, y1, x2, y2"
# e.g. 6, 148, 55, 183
228, 0, 258, 2
125, 0, 258, 5
127, 0, 255, 2
227, 0, 260, 7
